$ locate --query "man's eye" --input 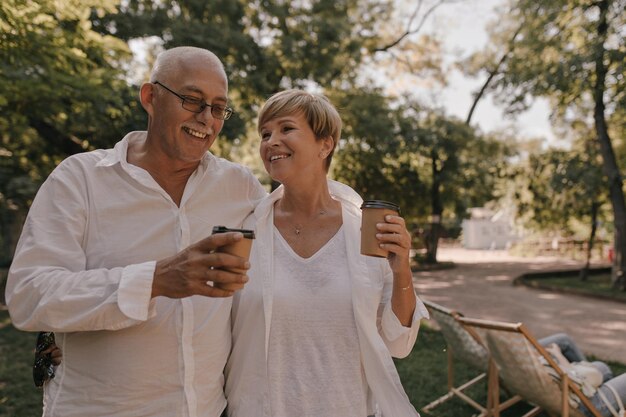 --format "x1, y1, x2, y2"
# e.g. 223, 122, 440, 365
183, 96, 203, 105
211, 105, 226, 112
